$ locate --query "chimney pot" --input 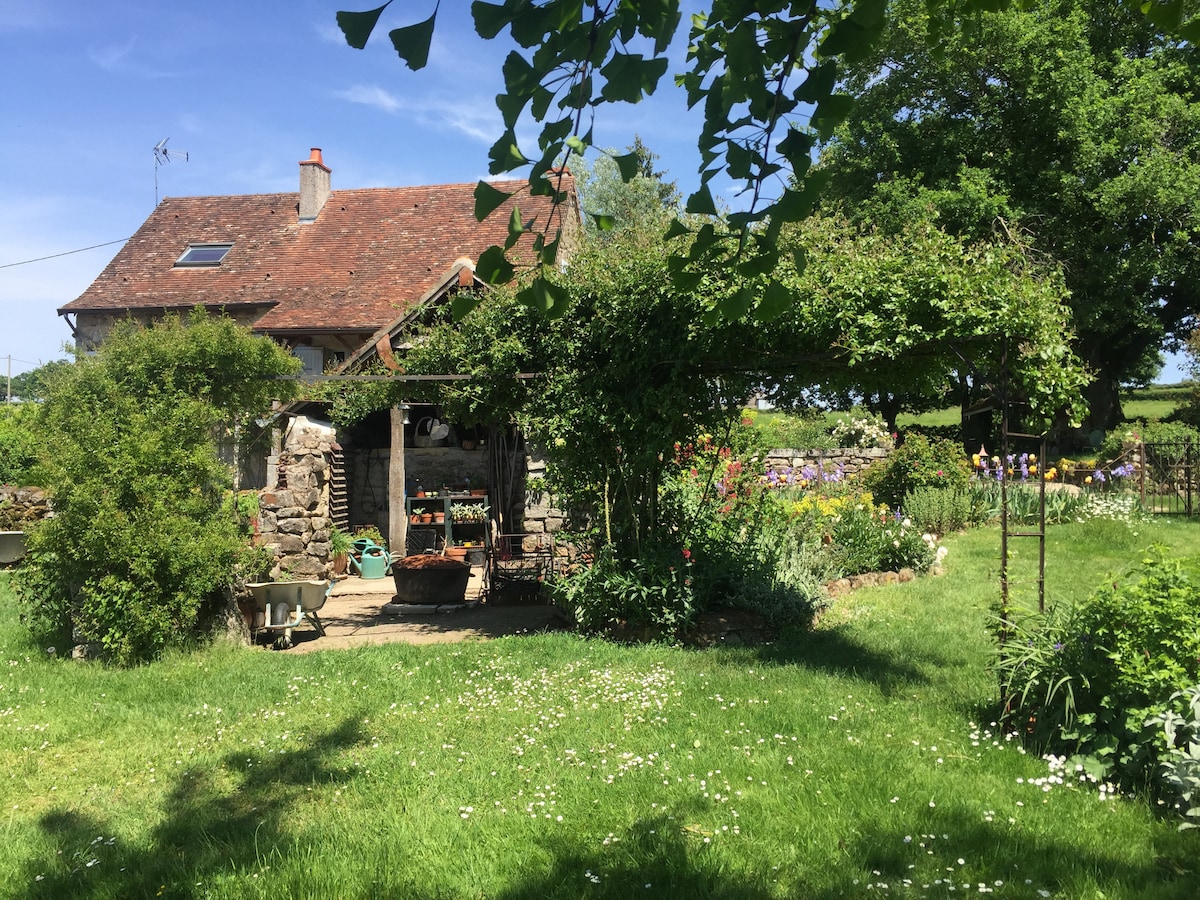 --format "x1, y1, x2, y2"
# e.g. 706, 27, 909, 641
299, 147, 331, 223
